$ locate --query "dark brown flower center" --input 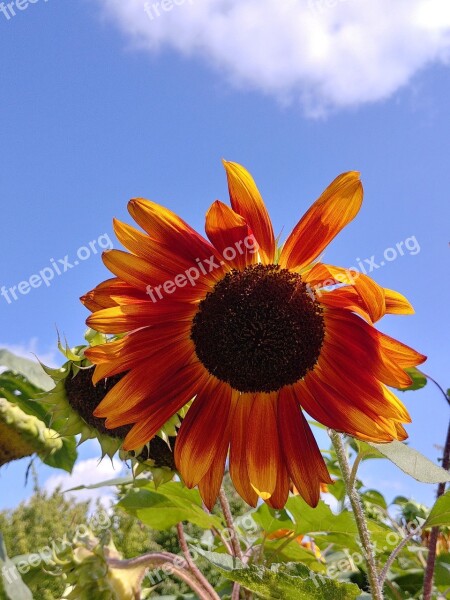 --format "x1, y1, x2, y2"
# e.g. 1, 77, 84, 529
191, 264, 325, 393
